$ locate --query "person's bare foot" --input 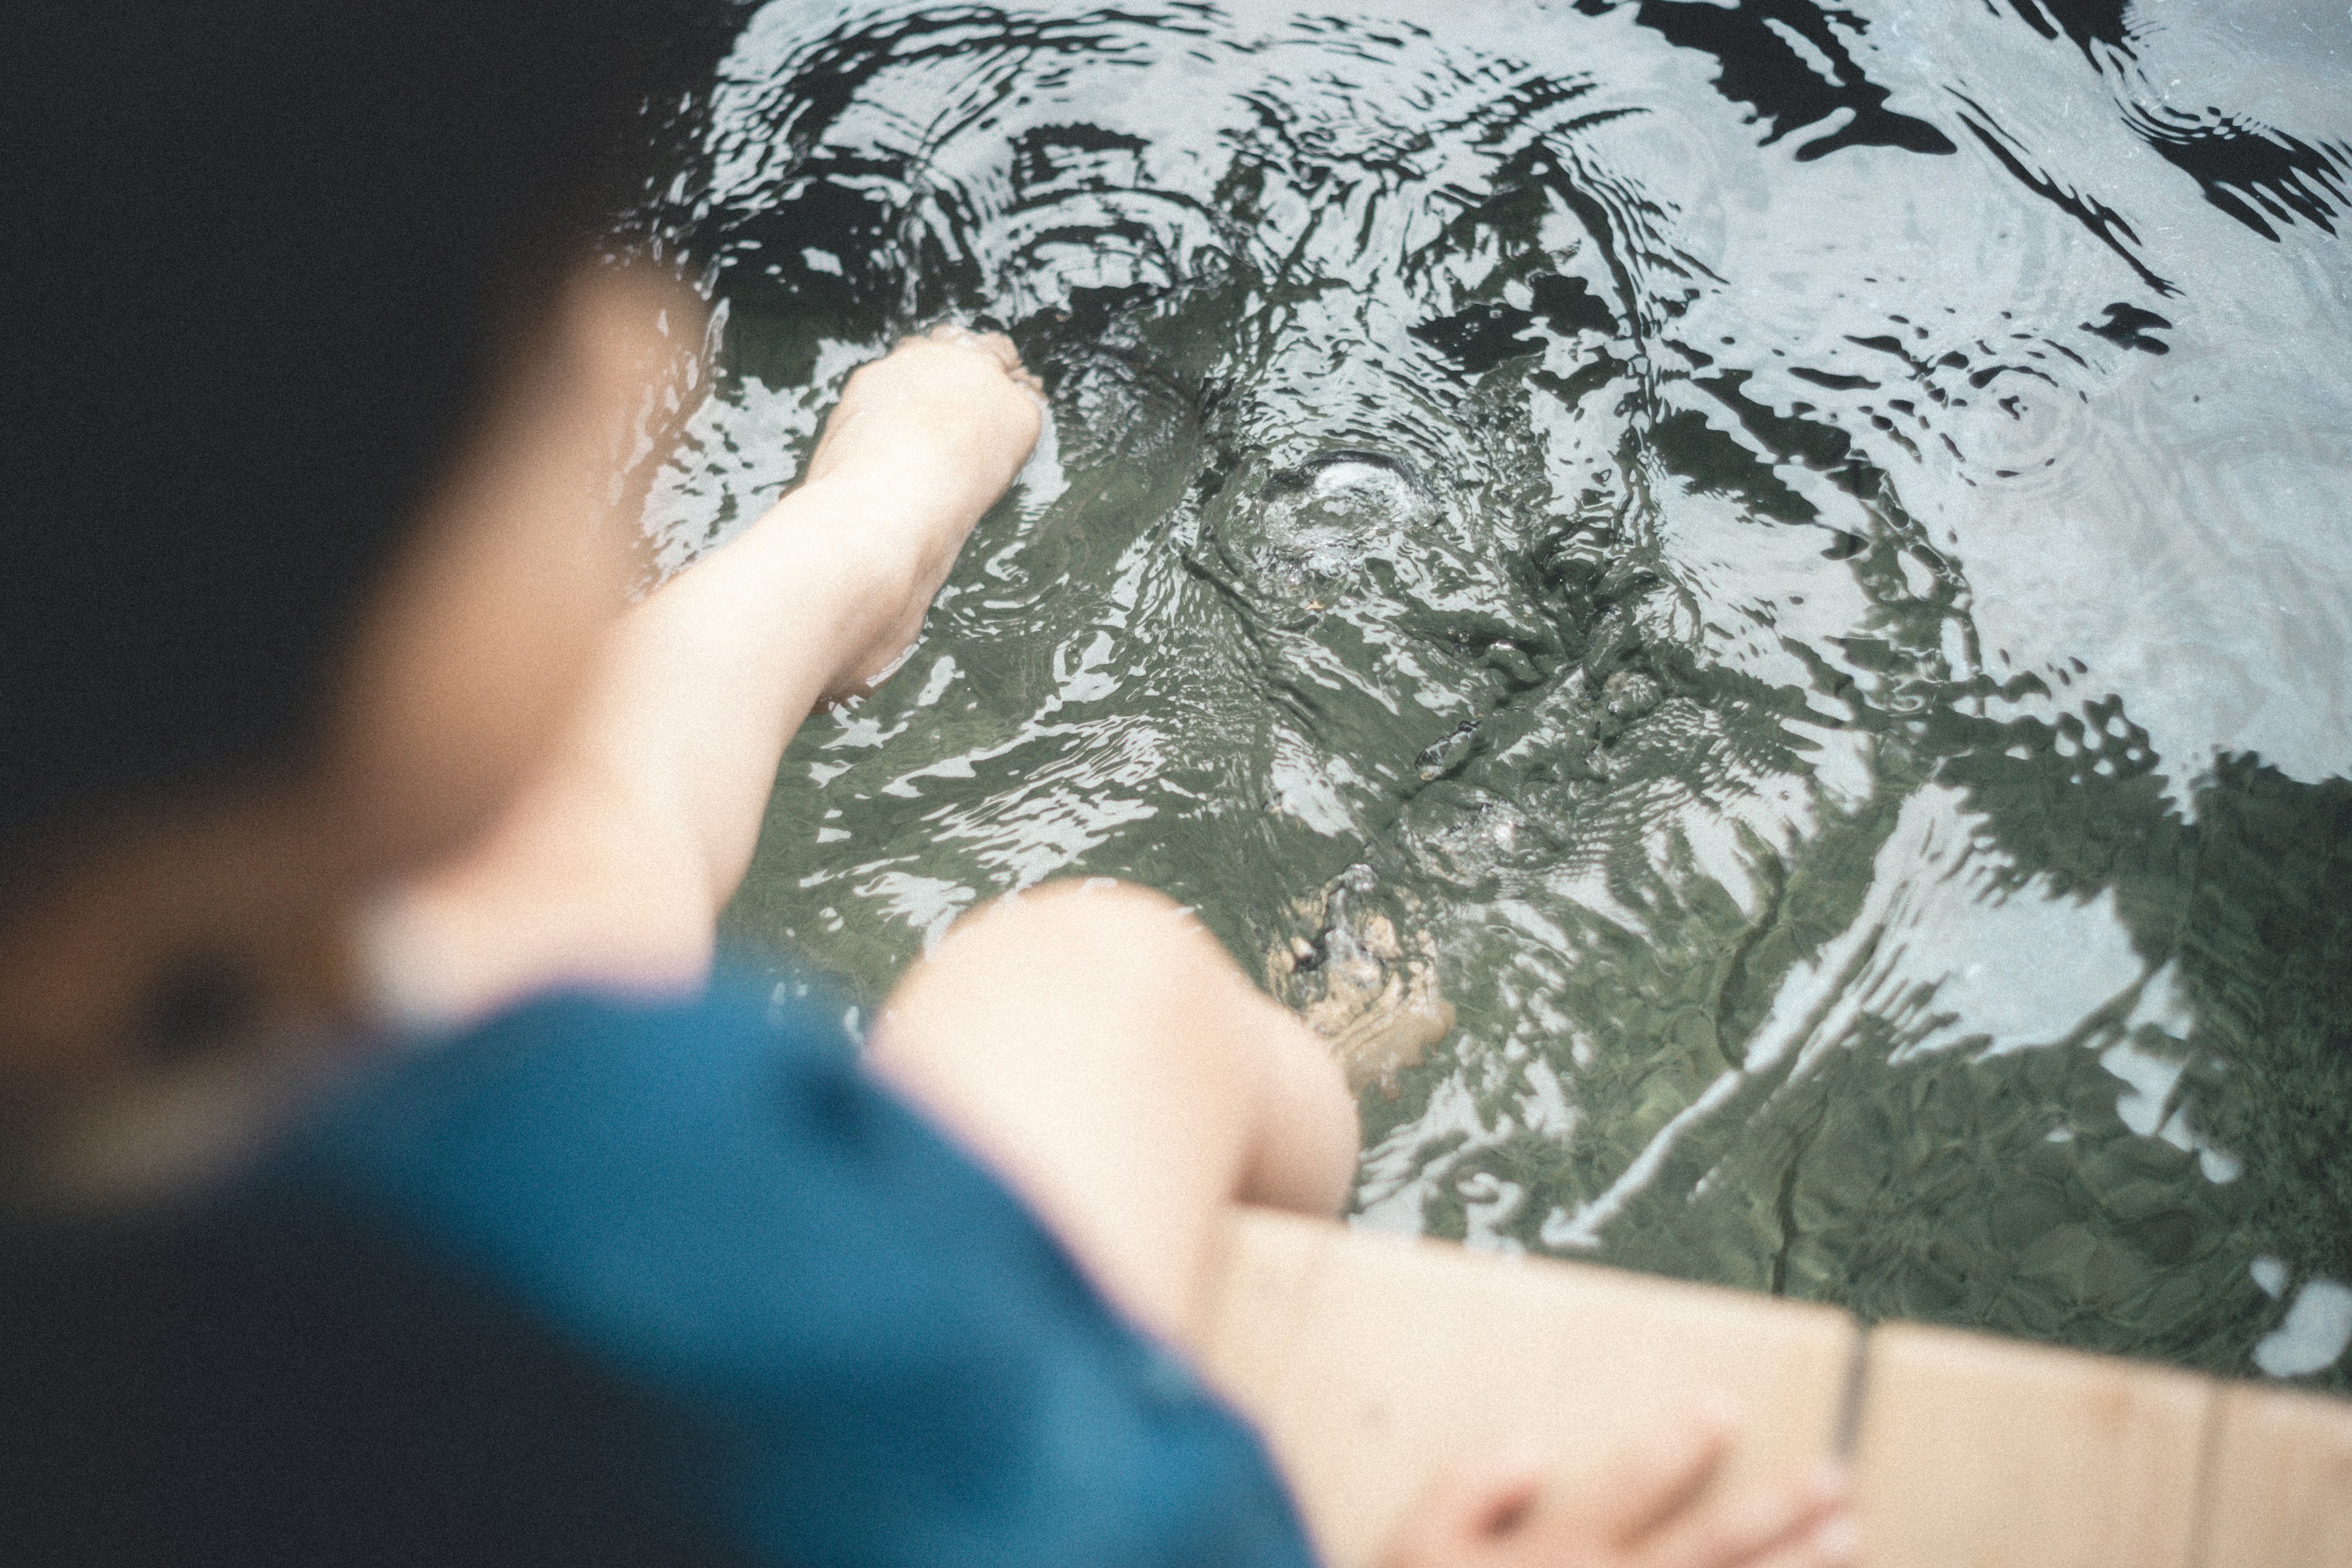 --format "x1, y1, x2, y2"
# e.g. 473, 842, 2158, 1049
802, 324, 1044, 693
